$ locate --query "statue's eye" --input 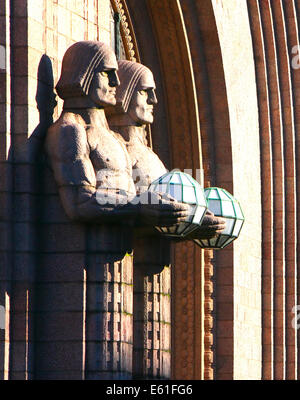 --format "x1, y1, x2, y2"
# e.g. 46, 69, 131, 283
139, 90, 147, 96
100, 71, 109, 77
